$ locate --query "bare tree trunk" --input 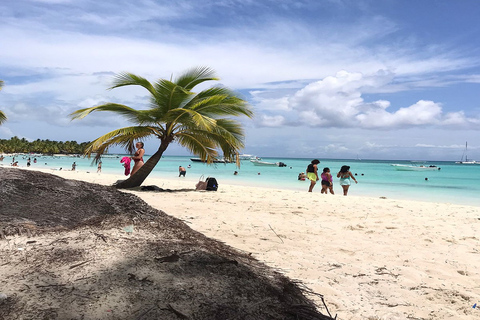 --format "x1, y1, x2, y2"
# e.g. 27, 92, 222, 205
114, 142, 169, 189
